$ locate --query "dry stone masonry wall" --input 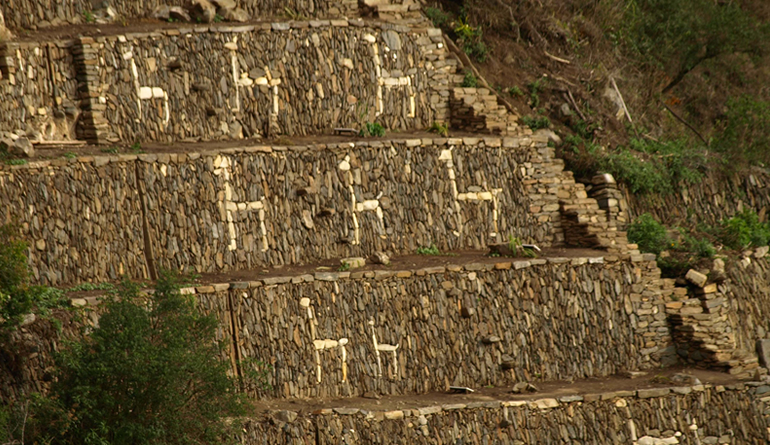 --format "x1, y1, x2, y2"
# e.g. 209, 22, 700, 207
215, 256, 672, 400
2, 0, 359, 31
1, 21, 457, 144
0, 41, 79, 139
0, 158, 148, 285
1, 136, 613, 286
240, 385, 770, 444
